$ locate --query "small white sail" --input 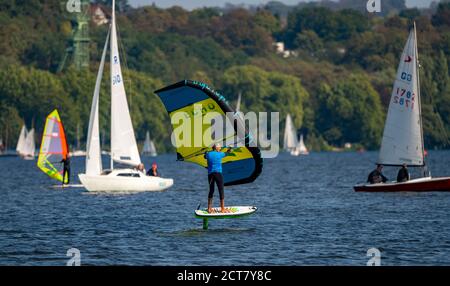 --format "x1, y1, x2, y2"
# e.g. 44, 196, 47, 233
236, 92, 242, 112
16, 125, 28, 154
283, 114, 298, 151
297, 134, 308, 153
85, 26, 110, 175
378, 23, 424, 166
149, 141, 157, 157
110, 2, 141, 167
258, 113, 268, 145
142, 131, 157, 156
23, 128, 35, 157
